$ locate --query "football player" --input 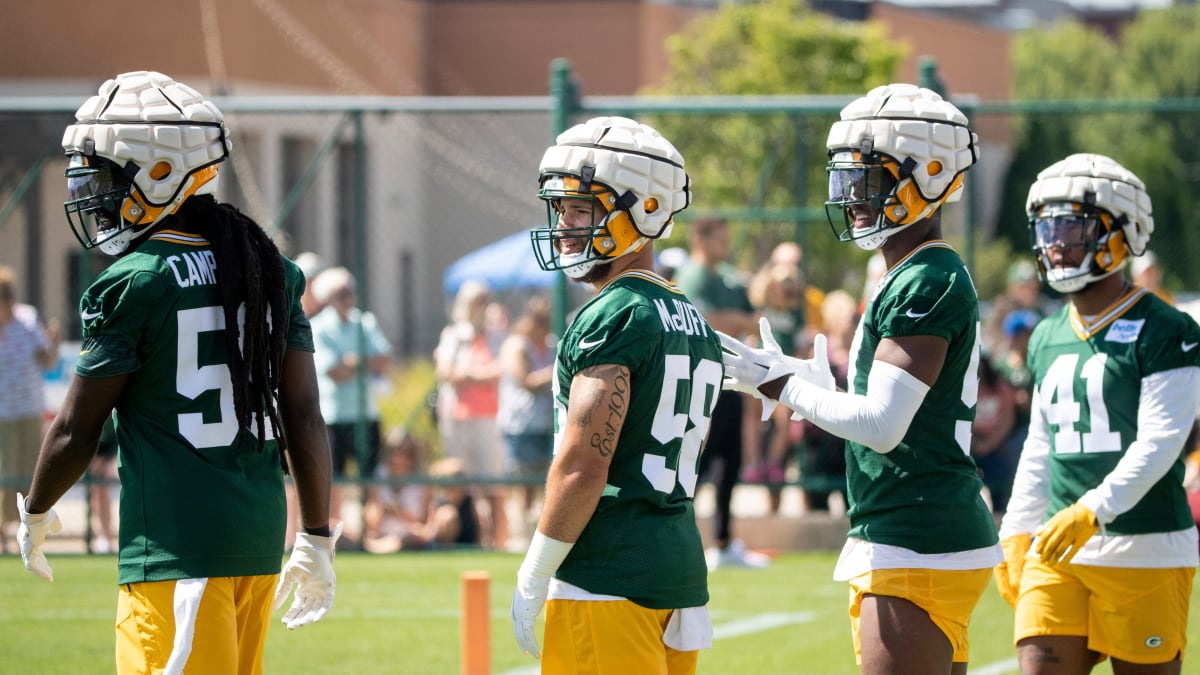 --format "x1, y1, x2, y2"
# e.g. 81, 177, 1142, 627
17, 71, 339, 673
511, 116, 719, 674
720, 83, 1001, 675
995, 154, 1200, 674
